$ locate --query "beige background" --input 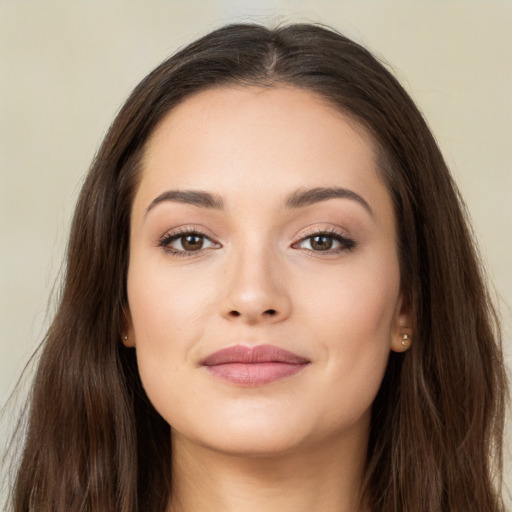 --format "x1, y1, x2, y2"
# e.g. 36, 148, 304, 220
1, 0, 510, 503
